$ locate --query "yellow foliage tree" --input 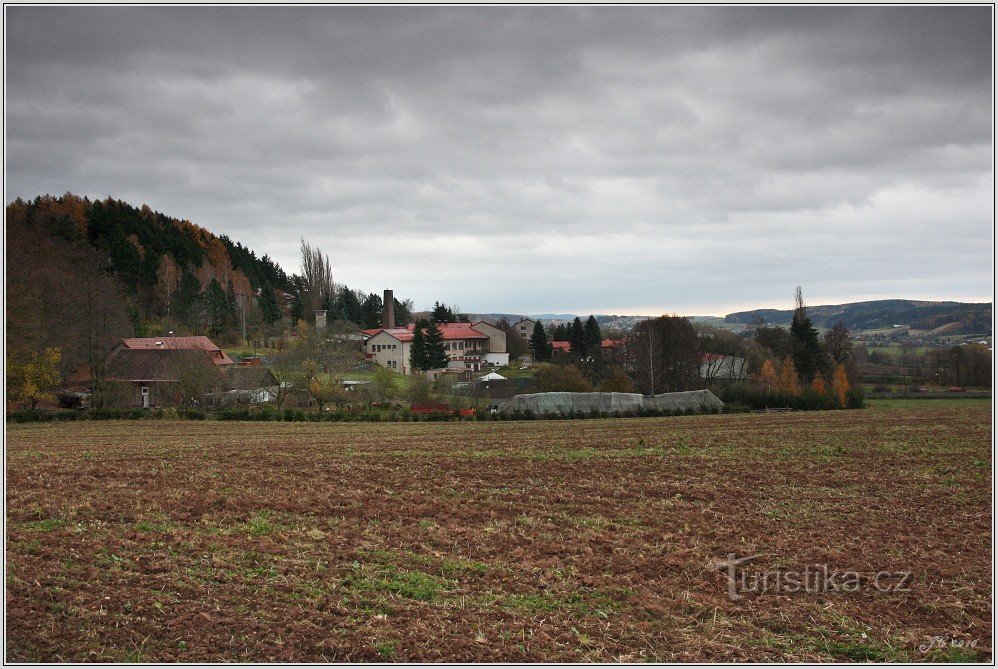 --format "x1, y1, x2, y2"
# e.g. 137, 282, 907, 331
778, 357, 800, 395
756, 359, 777, 392
811, 375, 827, 395
308, 375, 346, 411
831, 363, 850, 408
7, 347, 62, 409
